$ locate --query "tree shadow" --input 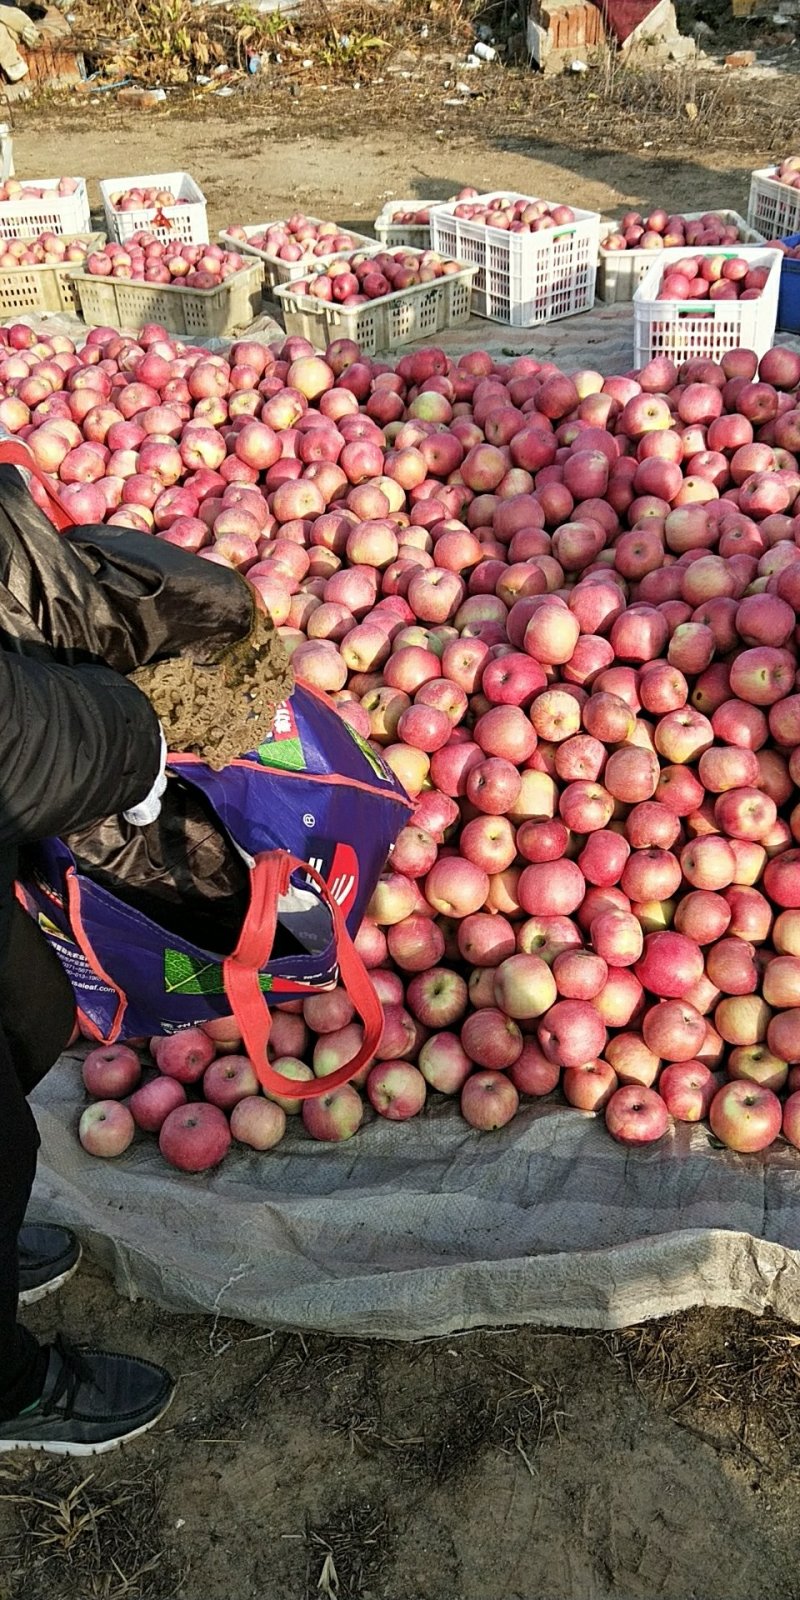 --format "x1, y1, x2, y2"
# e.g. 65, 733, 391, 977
404, 141, 756, 221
